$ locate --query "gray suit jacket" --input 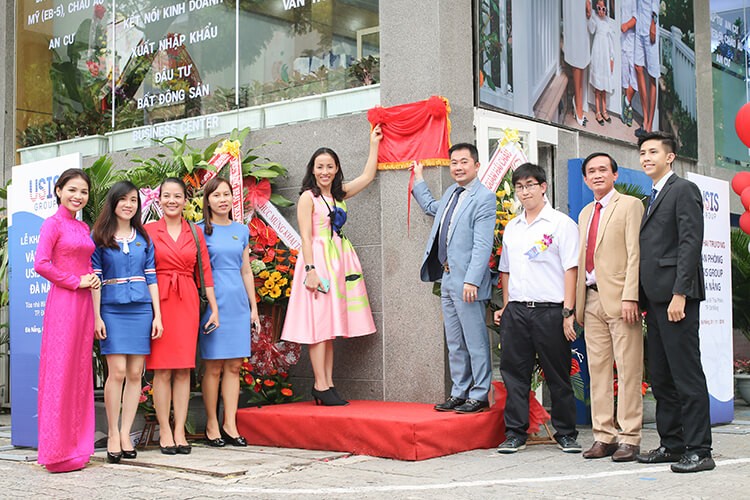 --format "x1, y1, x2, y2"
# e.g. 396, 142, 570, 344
412, 179, 496, 300
639, 173, 705, 304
